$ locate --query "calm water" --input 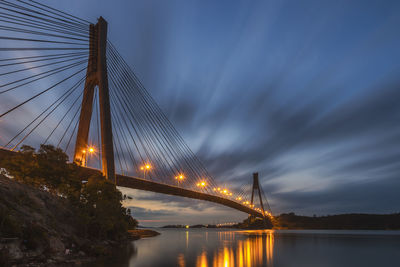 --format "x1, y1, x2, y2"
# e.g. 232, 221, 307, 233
91, 229, 400, 267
